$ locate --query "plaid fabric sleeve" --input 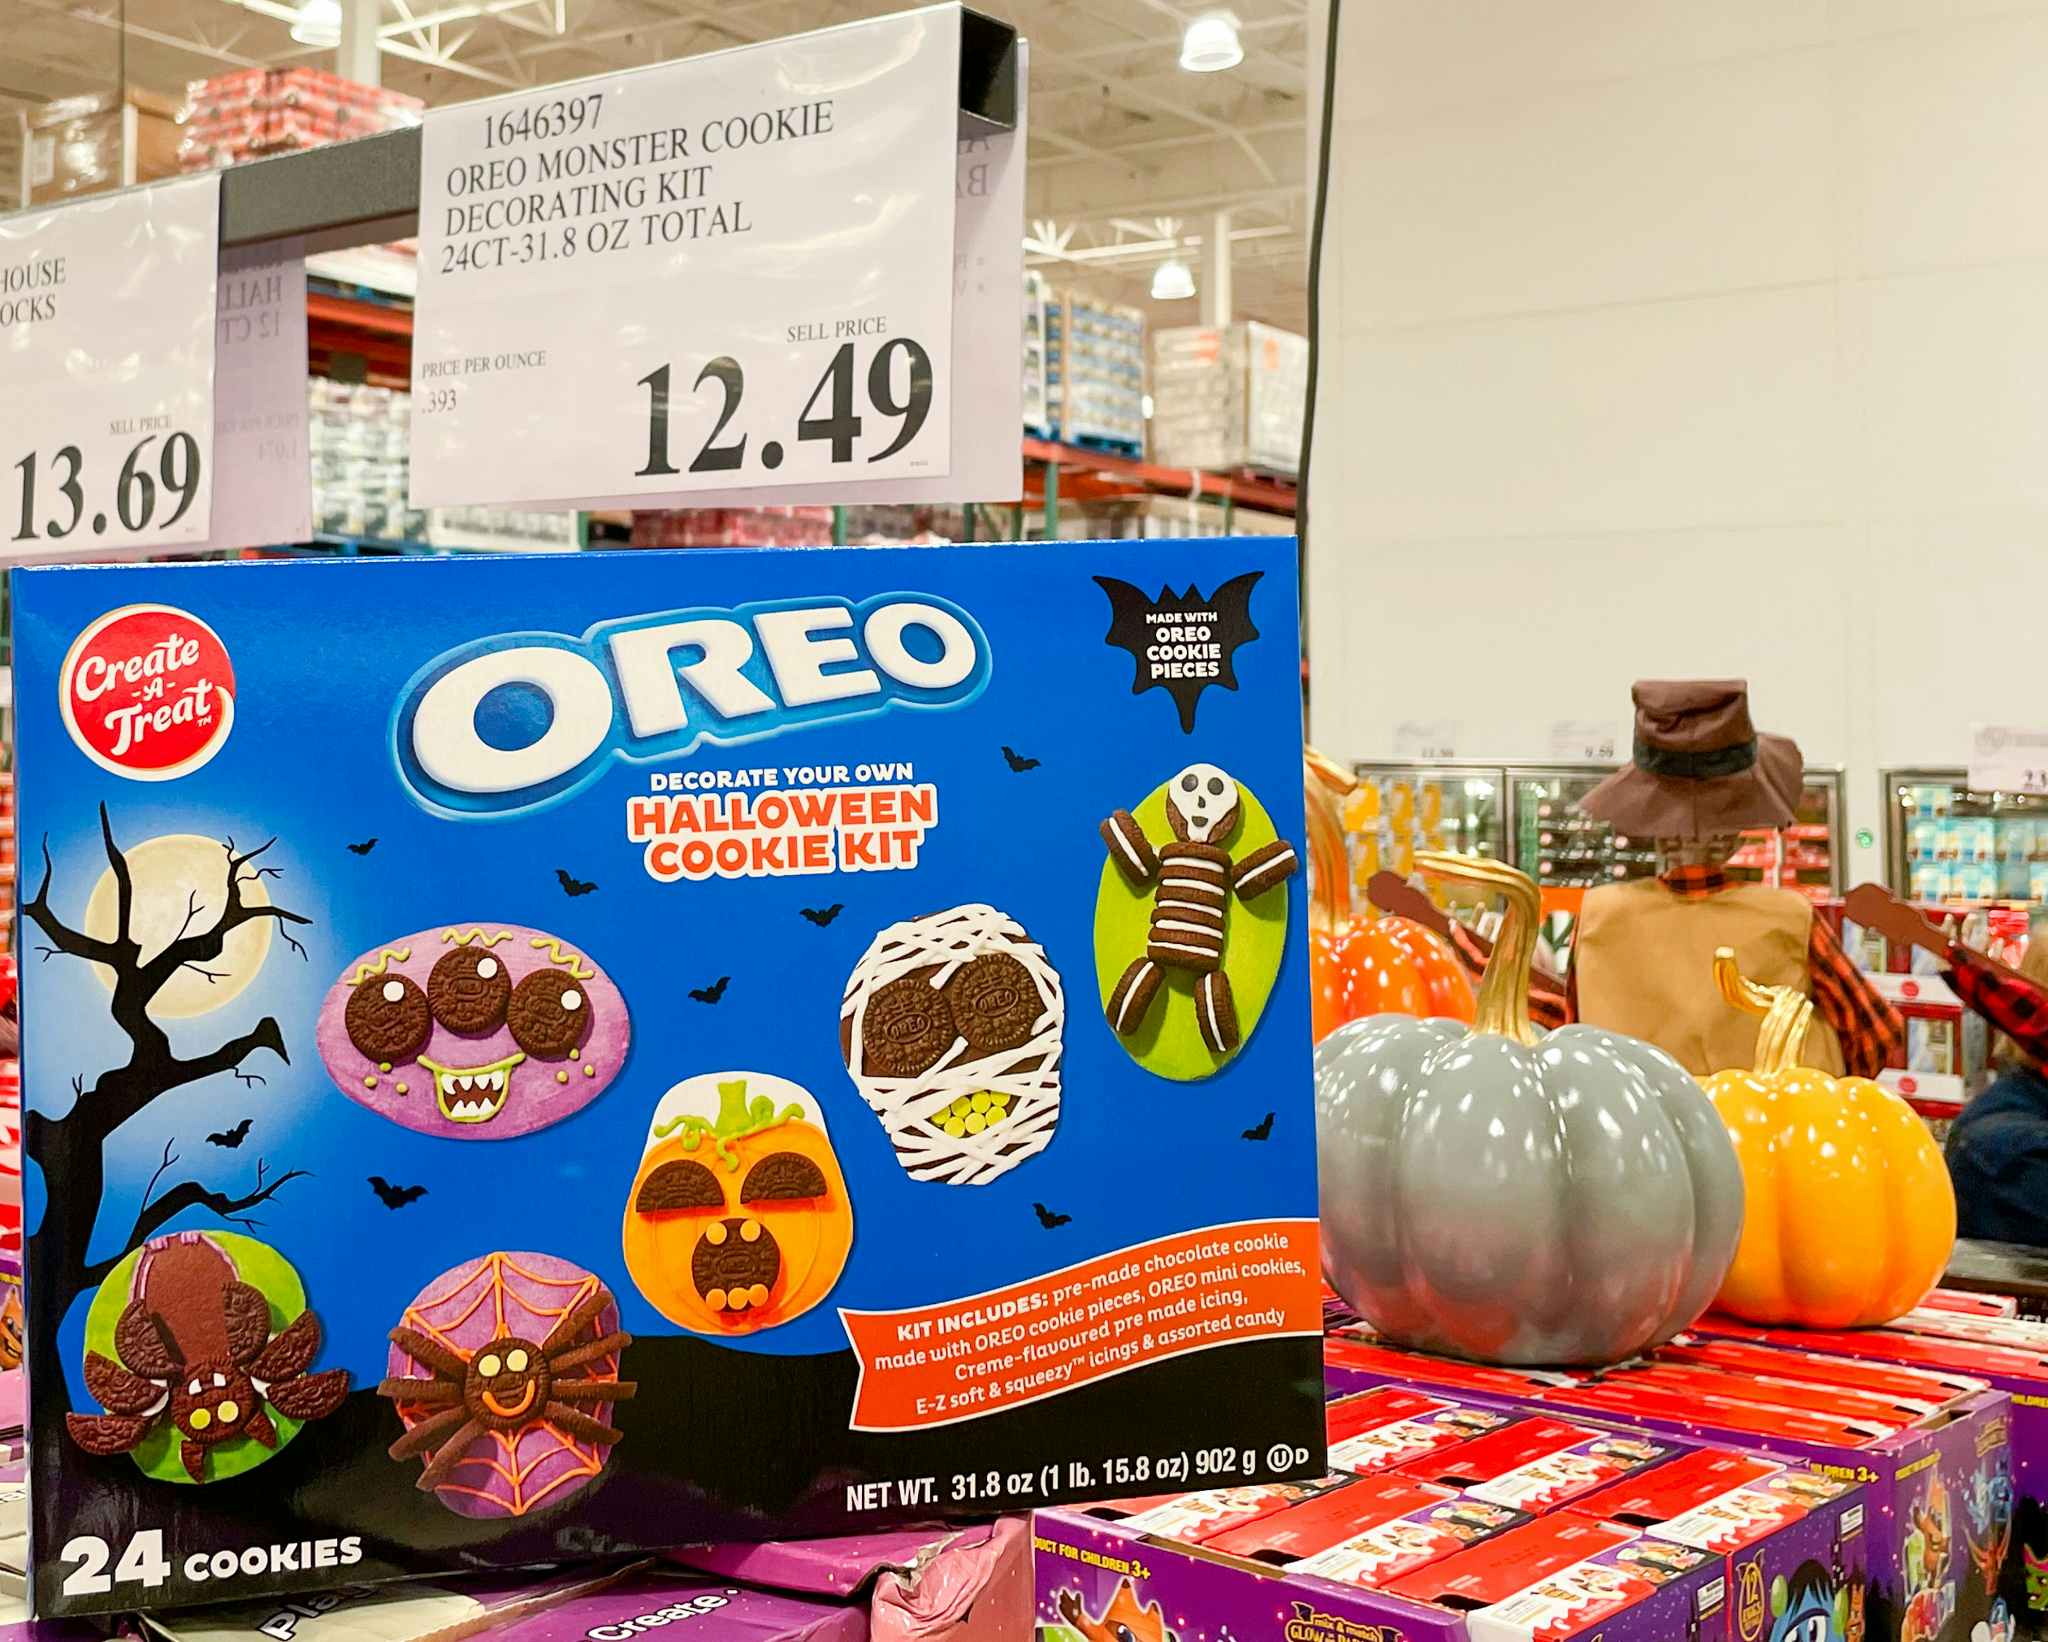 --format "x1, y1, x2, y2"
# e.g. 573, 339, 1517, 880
1806, 914, 1905, 1079
1949, 942, 2048, 1062
1444, 921, 1572, 1029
